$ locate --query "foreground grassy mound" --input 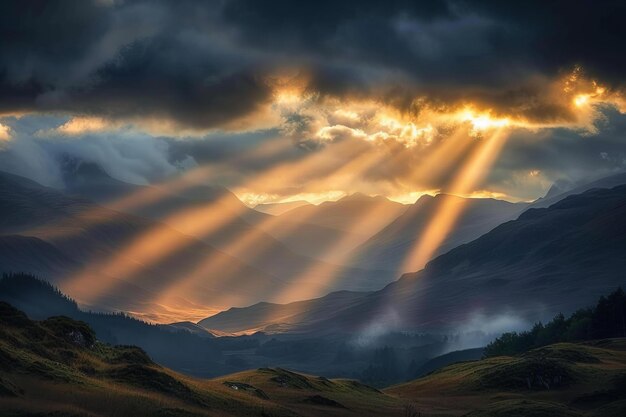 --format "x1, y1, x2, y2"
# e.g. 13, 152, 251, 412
0, 302, 405, 416
2, 300, 626, 416
388, 339, 626, 416
214, 368, 400, 416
